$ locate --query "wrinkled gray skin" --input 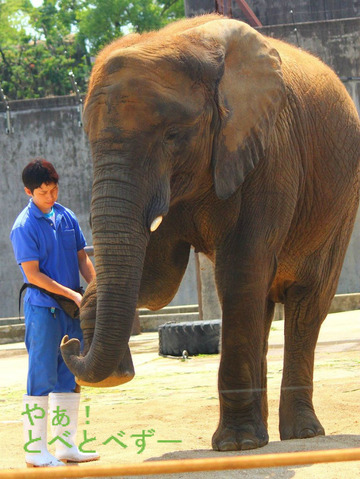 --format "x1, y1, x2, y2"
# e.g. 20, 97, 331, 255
61, 15, 360, 451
